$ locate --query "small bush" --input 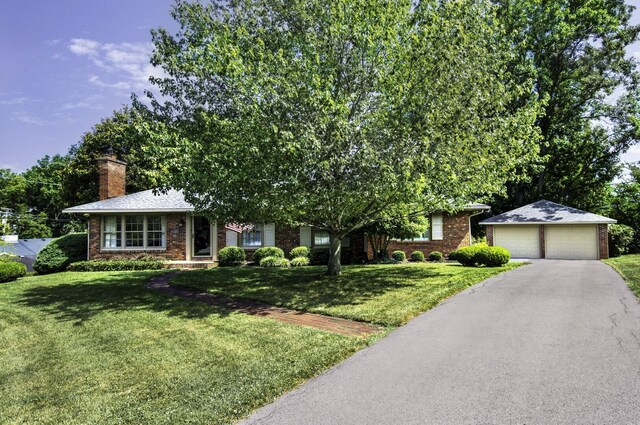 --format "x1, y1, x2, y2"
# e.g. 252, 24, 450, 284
290, 256, 310, 267
252, 247, 285, 264
290, 246, 311, 259
391, 250, 406, 262
454, 245, 510, 267
475, 246, 511, 267
0, 252, 19, 263
448, 250, 458, 261
0, 261, 27, 282
609, 224, 635, 257
410, 251, 425, 262
428, 251, 443, 262
68, 260, 165, 272
259, 256, 291, 268
218, 246, 246, 267
33, 233, 87, 274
